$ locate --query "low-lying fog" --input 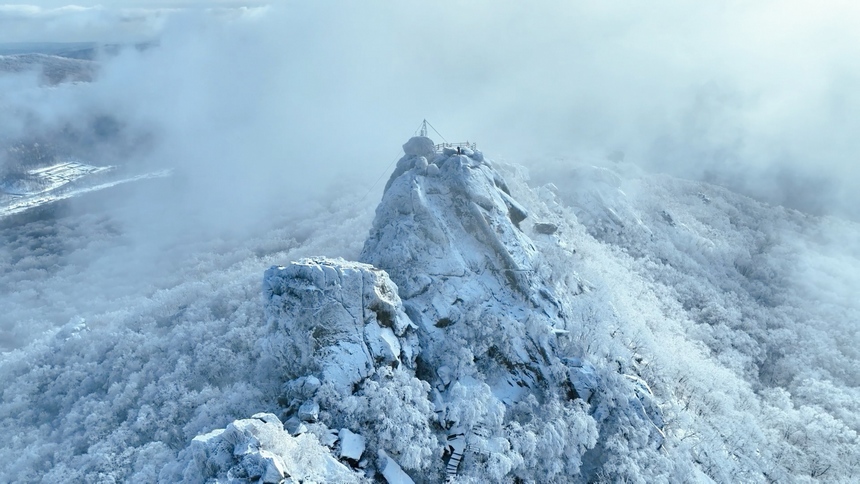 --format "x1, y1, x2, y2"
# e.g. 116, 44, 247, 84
1, 1, 859, 348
